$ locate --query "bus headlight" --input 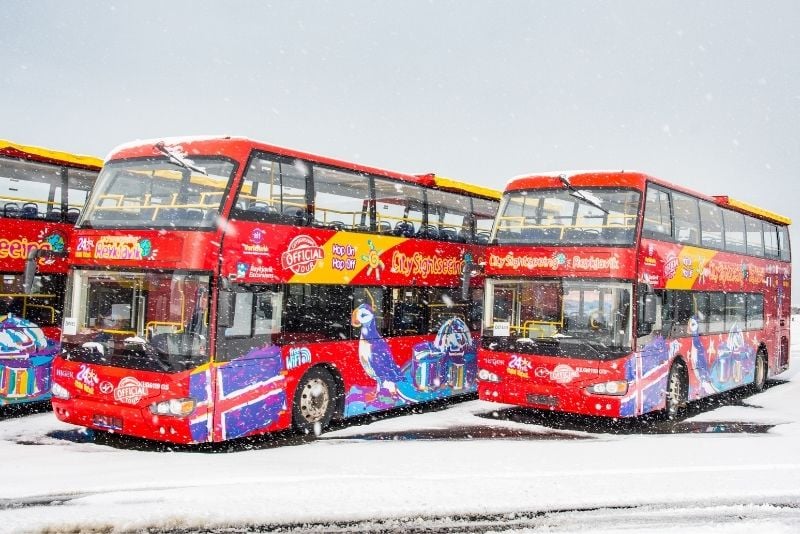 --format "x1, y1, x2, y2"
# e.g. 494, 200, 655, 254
149, 398, 196, 417
478, 369, 500, 383
588, 381, 628, 396
51, 382, 70, 400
